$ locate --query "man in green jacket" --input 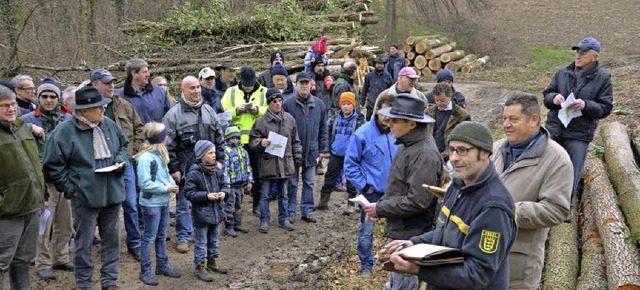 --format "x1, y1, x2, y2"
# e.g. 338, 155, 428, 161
43, 86, 129, 290
0, 83, 46, 290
